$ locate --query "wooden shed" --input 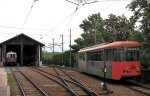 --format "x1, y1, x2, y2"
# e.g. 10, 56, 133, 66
0, 33, 44, 66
